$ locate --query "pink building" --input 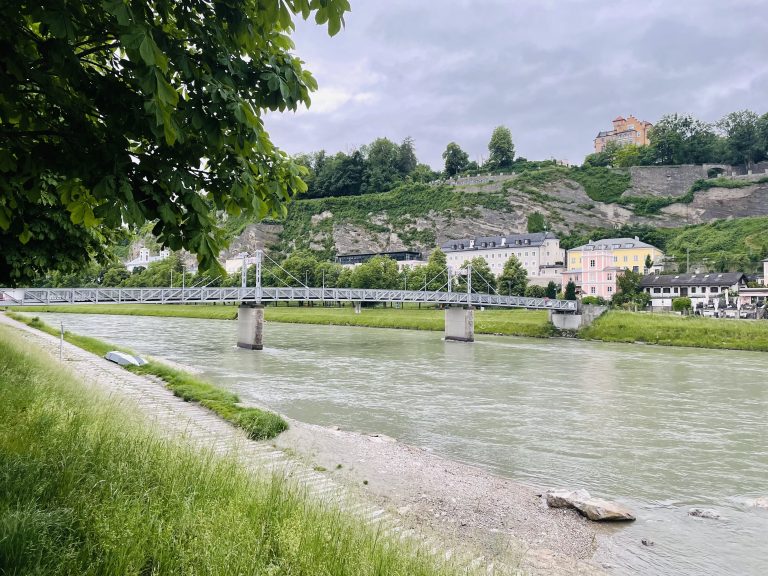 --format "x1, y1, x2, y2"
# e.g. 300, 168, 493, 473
562, 246, 621, 299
